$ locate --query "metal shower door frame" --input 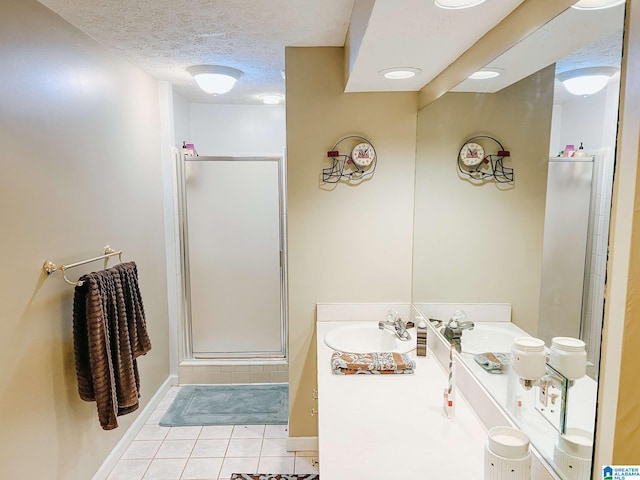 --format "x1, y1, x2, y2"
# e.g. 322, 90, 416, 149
176, 154, 288, 360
